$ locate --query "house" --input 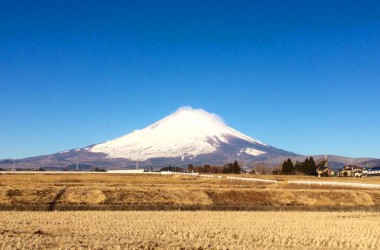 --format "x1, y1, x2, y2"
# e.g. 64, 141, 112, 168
364, 167, 380, 177
338, 165, 363, 177
316, 166, 335, 177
